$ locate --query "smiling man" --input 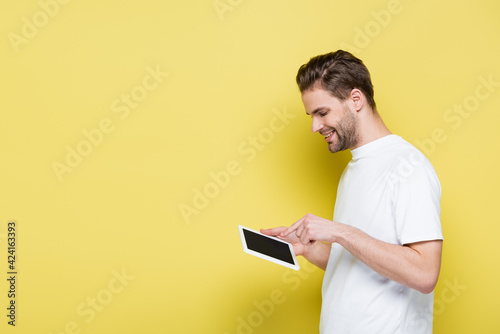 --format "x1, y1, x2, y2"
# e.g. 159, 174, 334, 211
261, 50, 443, 333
